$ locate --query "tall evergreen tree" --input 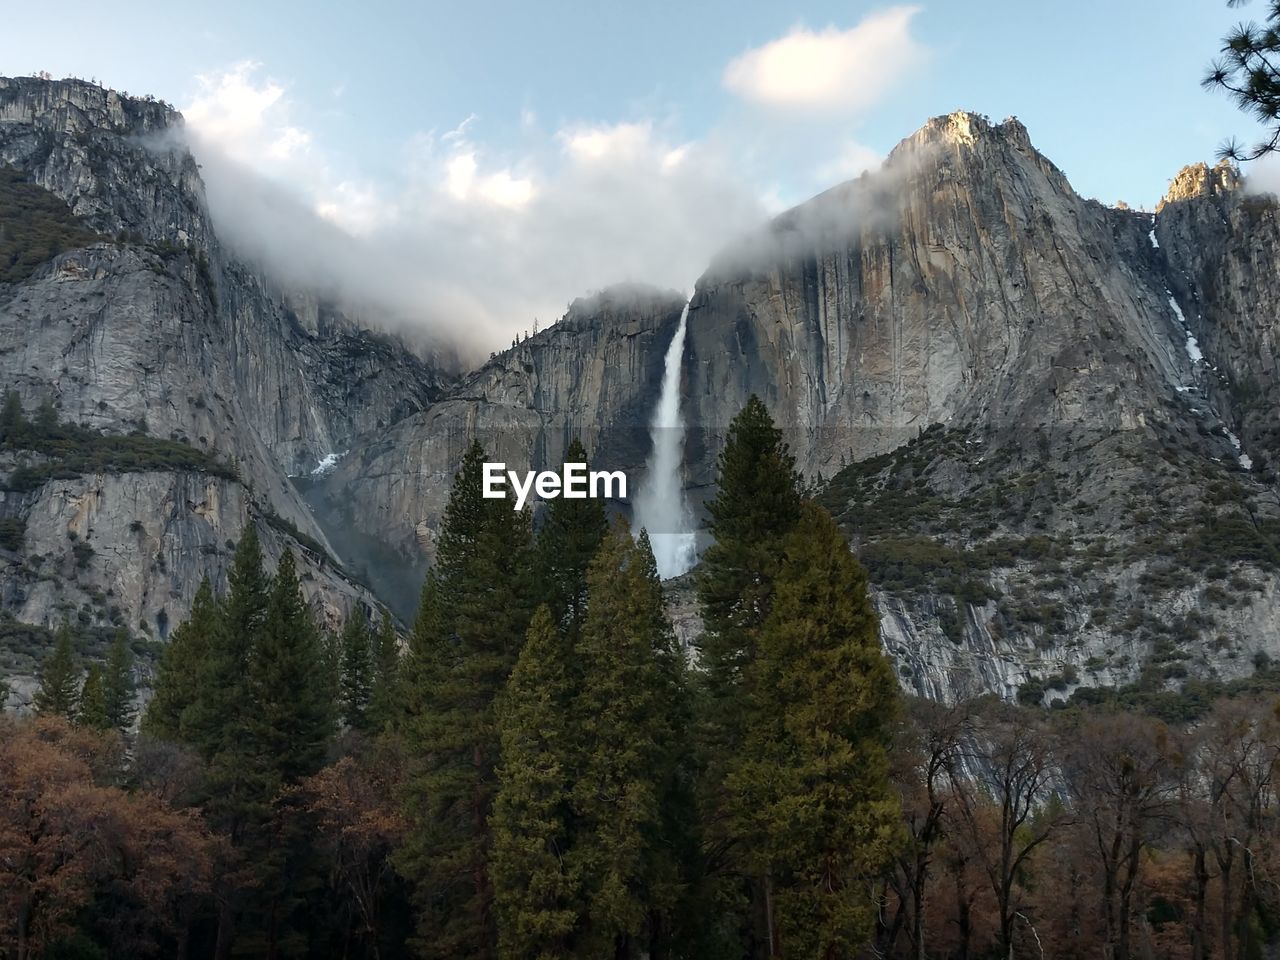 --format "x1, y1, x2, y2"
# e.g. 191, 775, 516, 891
570, 520, 677, 958
250, 548, 334, 789
398, 440, 535, 959
142, 576, 219, 742
492, 605, 582, 960
102, 631, 135, 733
0, 390, 23, 440
339, 607, 373, 731
240, 548, 337, 958
367, 608, 401, 731
534, 437, 607, 636
192, 528, 270, 960
191, 526, 269, 764
694, 396, 804, 956
696, 395, 803, 702
77, 663, 108, 731
34, 624, 79, 721
727, 503, 902, 958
